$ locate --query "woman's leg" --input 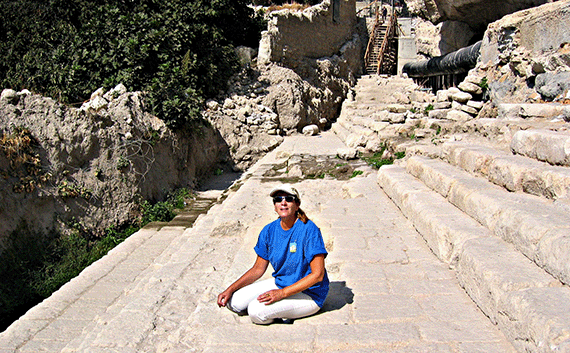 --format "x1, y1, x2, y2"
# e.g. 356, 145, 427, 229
226, 278, 278, 314
247, 292, 320, 325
